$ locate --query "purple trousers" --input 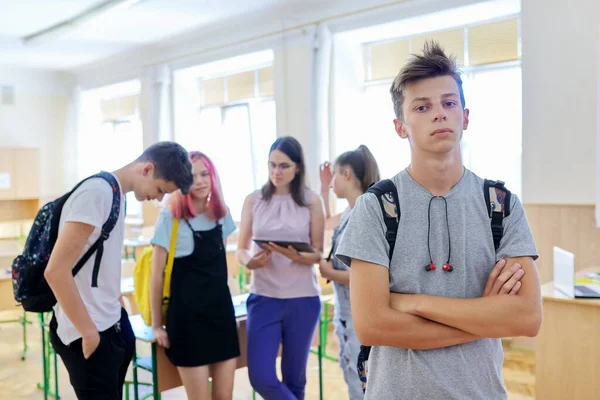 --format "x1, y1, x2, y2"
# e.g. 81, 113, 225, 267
246, 294, 321, 400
